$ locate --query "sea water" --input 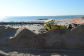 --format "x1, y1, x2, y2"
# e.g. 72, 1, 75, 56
2, 15, 84, 22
